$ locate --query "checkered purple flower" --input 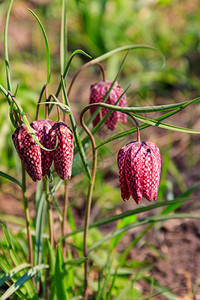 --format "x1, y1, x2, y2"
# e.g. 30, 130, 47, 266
89, 80, 127, 130
117, 141, 161, 204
